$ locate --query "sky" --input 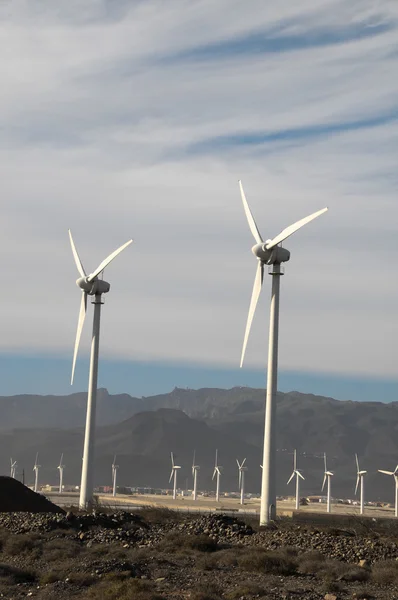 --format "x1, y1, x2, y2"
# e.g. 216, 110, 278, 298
0, 0, 397, 402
